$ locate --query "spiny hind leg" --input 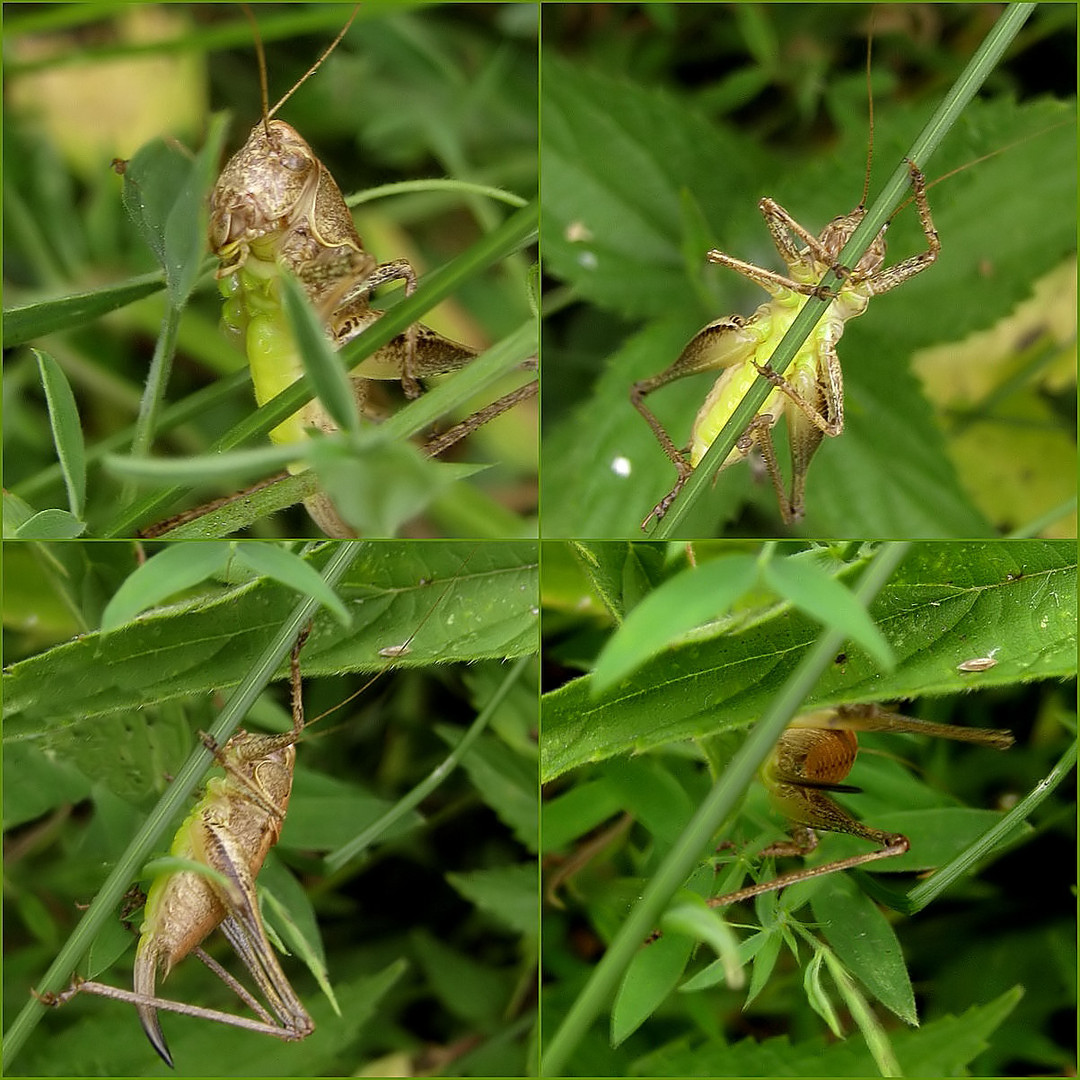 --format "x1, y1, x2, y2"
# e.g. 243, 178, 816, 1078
632, 317, 747, 465
799, 703, 1014, 749
633, 316, 760, 526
